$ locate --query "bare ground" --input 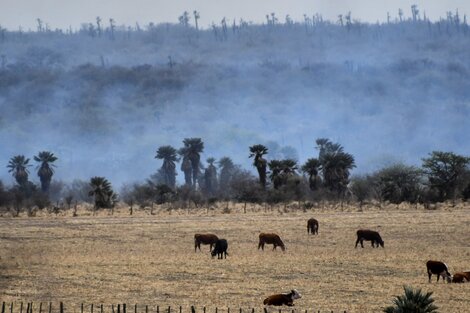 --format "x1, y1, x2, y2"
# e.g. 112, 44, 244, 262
0, 203, 469, 313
